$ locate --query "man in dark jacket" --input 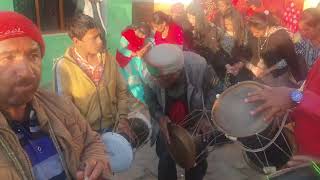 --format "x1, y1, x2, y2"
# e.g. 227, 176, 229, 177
144, 44, 223, 180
